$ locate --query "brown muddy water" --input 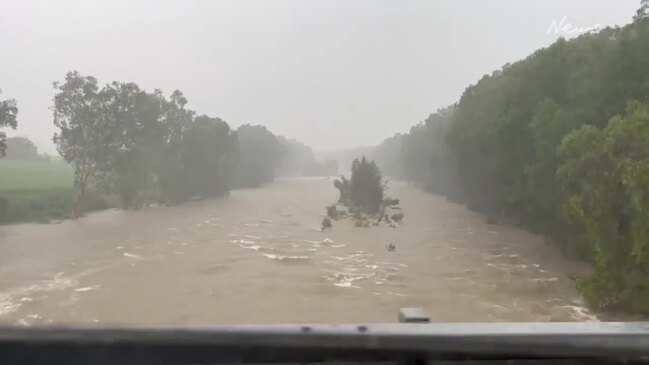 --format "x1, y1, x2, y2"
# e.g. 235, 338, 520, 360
0, 177, 597, 326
